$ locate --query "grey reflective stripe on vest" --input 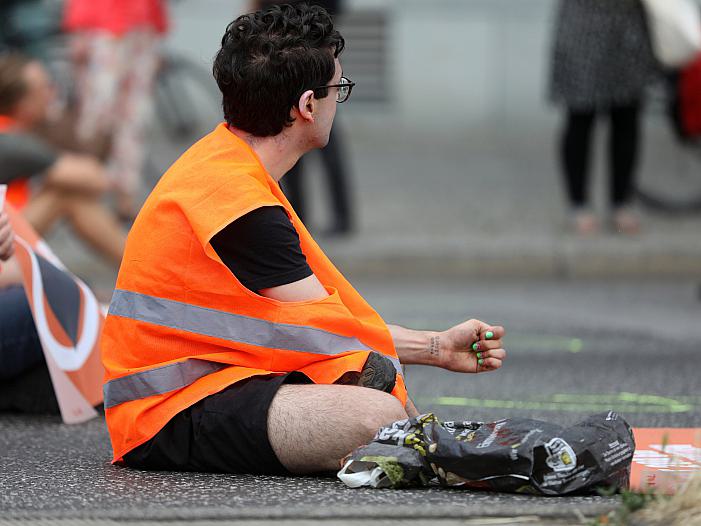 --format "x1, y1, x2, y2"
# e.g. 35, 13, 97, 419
103, 359, 227, 409
104, 289, 403, 408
